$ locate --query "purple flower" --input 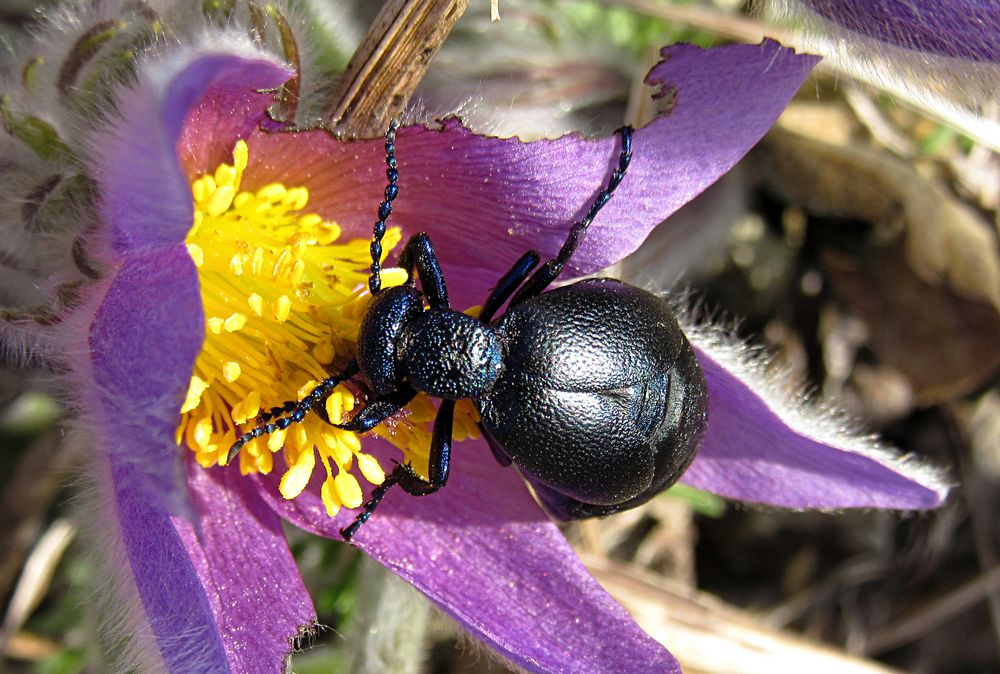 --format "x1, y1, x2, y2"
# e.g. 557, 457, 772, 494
791, 0, 1000, 62
63, 40, 947, 673
761, 0, 1000, 140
